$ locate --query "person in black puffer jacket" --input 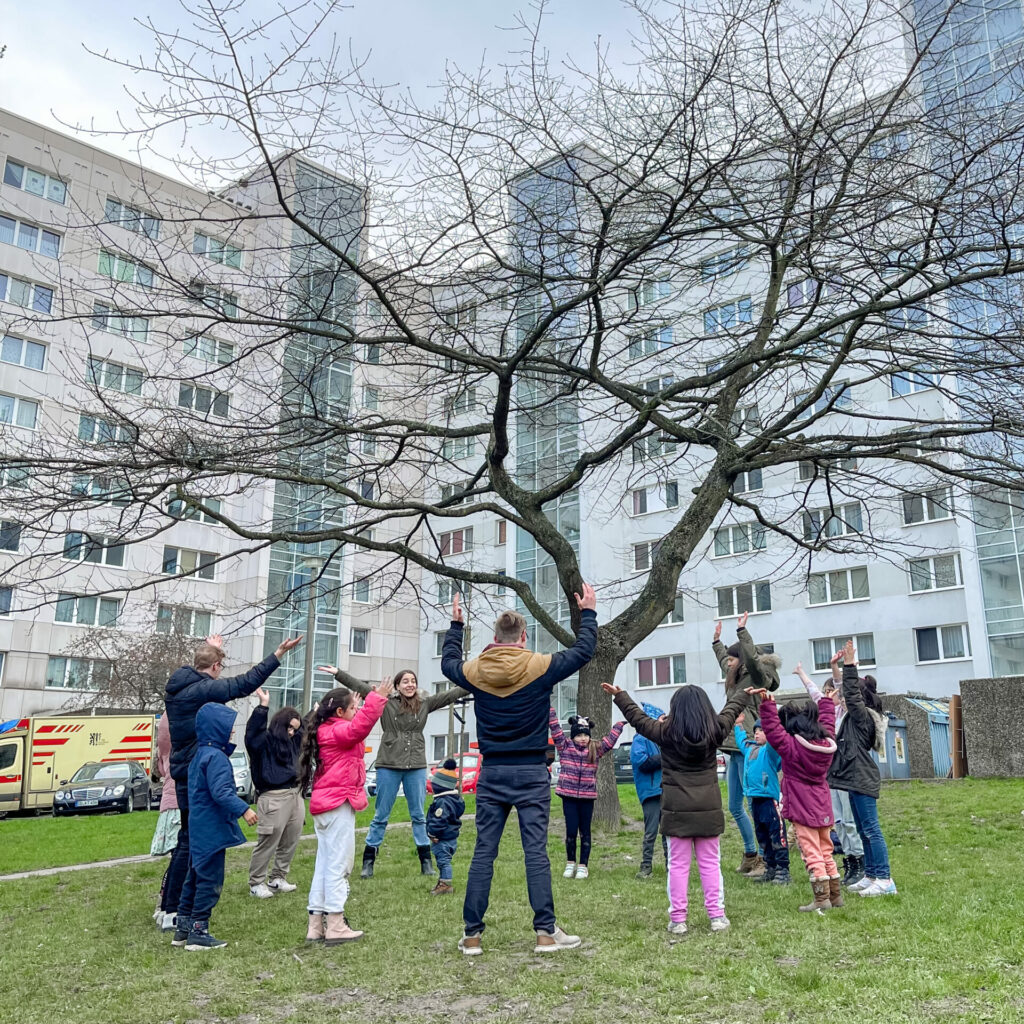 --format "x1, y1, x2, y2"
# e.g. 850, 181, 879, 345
245, 688, 305, 898
161, 634, 302, 935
